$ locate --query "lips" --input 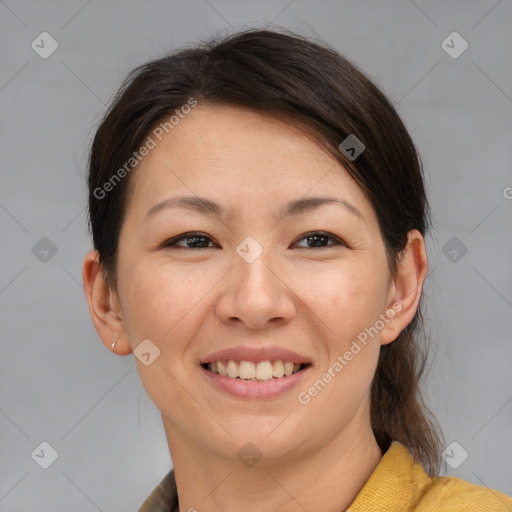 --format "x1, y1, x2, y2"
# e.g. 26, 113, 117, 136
199, 345, 312, 398
200, 345, 311, 366
200, 363, 312, 399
